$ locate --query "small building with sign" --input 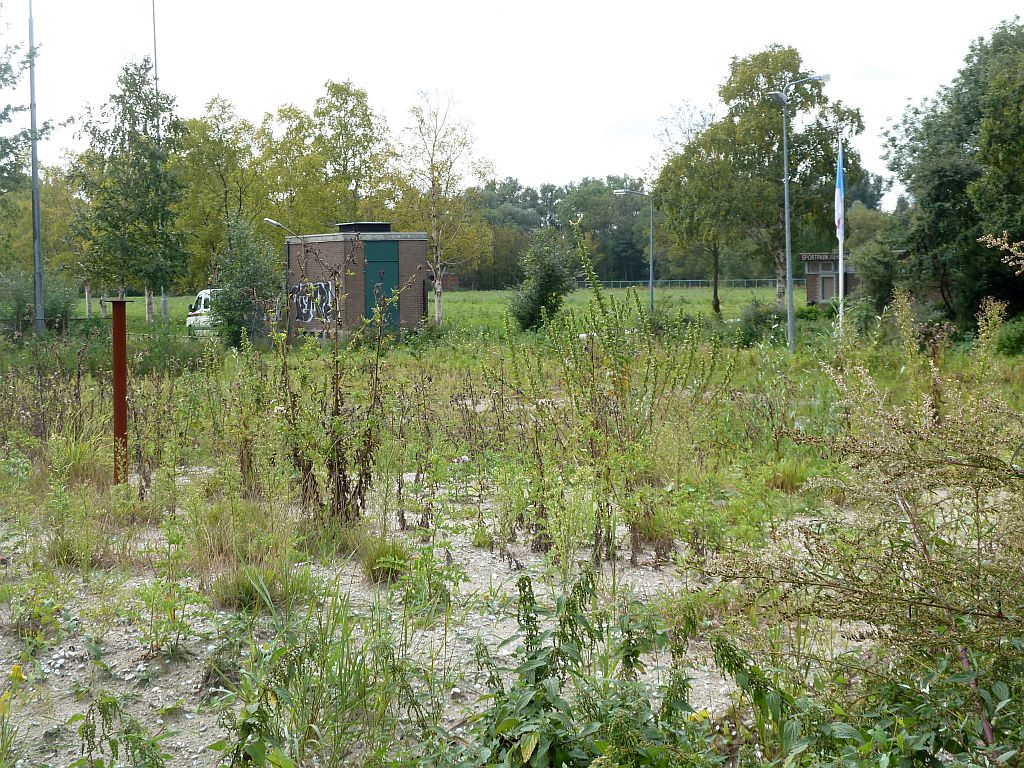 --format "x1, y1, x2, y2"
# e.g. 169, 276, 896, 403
801, 252, 858, 305
285, 222, 428, 336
